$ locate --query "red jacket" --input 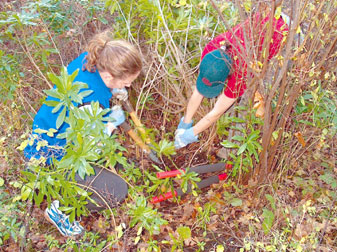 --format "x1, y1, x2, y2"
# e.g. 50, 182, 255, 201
201, 13, 289, 98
